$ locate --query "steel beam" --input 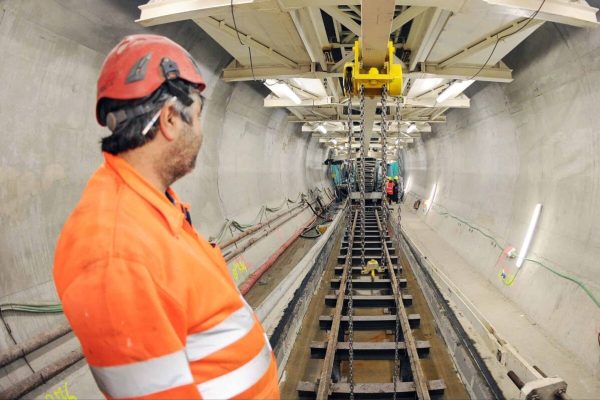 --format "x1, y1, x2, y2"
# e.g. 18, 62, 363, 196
137, 0, 260, 27
483, 0, 598, 28
361, 0, 396, 68
288, 116, 446, 123
321, 7, 362, 35
222, 64, 511, 82
264, 95, 334, 107
391, 6, 428, 33
406, 7, 452, 71
194, 17, 298, 68
362, 97, 378, 153
438, 18, 543, 68
280, 0, 465, 11
414, 62, 513, 82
